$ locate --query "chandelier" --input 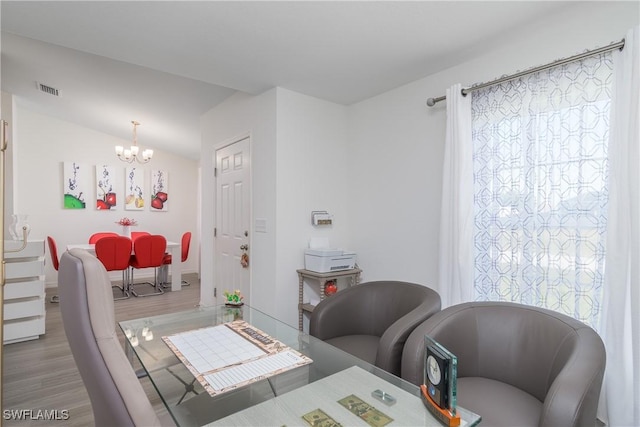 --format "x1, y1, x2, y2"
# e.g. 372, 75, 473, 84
115, 121, 153, 163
